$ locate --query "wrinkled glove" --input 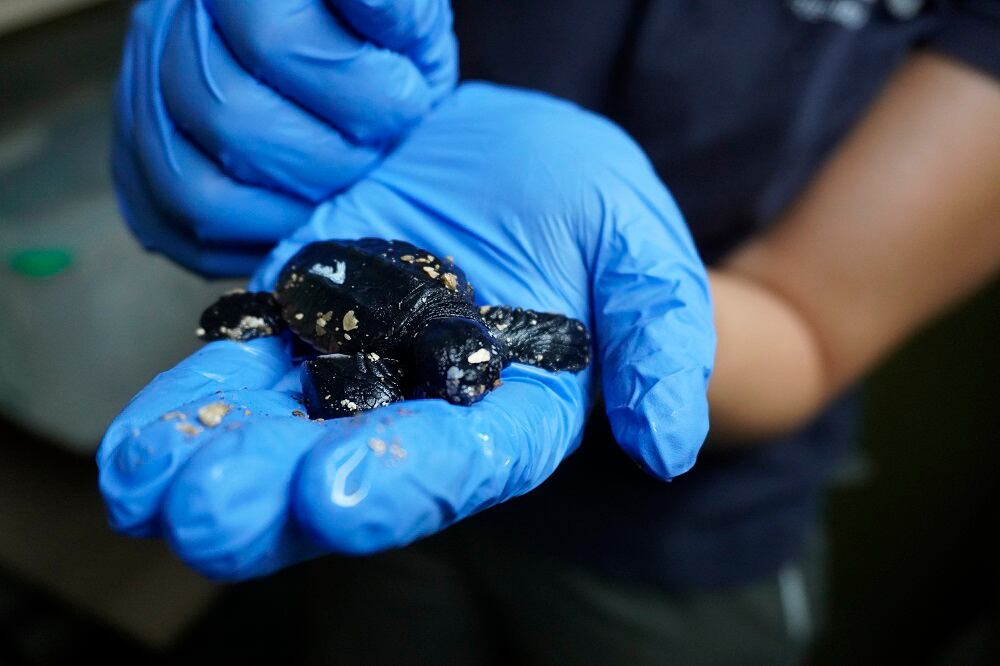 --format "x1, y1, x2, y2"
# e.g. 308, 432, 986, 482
98, 83, 715, 580
112, 0, 457, 276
